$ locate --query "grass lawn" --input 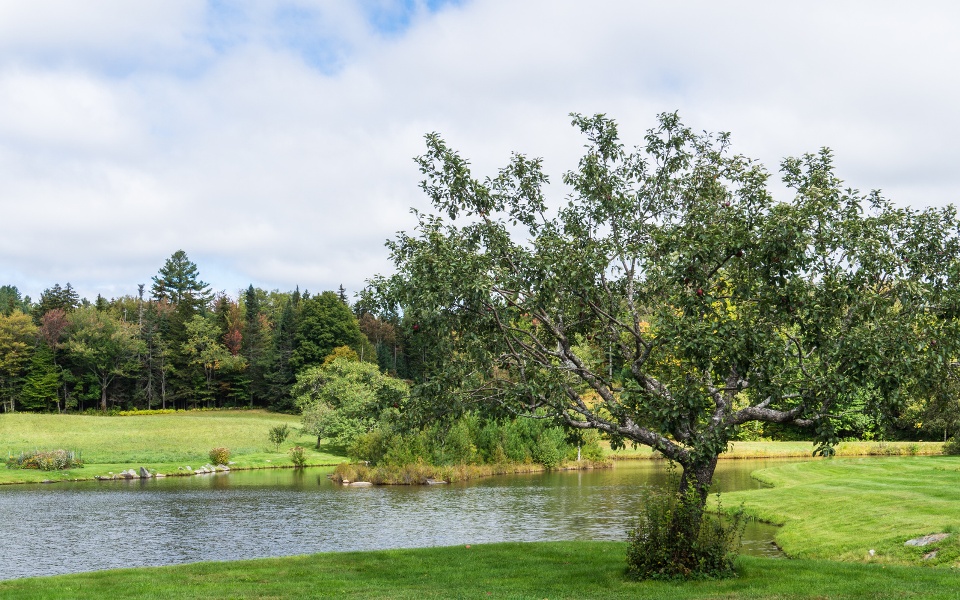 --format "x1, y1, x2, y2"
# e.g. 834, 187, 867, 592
725, 456, 960, 565
2, 542, 960, 599
606, 440, 944, 460
2, 428, 960, 597
0, 410, 348, 484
